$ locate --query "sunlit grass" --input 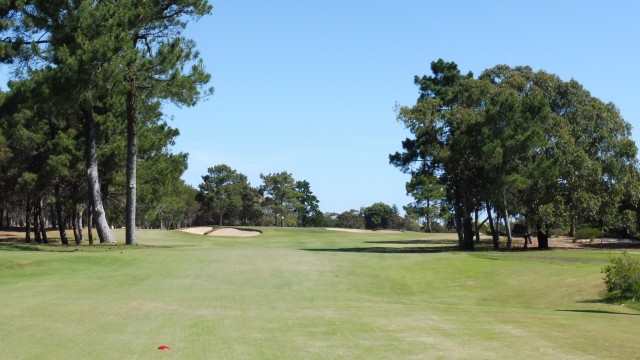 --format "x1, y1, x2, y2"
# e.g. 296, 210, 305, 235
1, 228, 638, 359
